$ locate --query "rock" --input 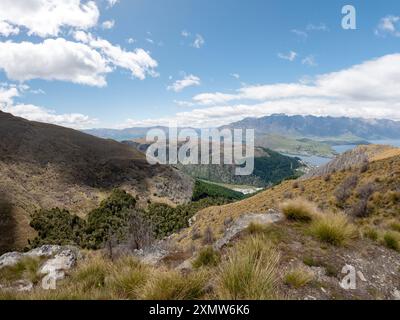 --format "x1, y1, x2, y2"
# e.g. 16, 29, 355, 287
26, 245, 63, 258
176, 259, 193, 272
39, 249, 78, 290
392, 289, 400, 300
0, 280, 33, 292
357, 271, 367, 282
0, 252, 23, 269
214, 211, 284, 250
